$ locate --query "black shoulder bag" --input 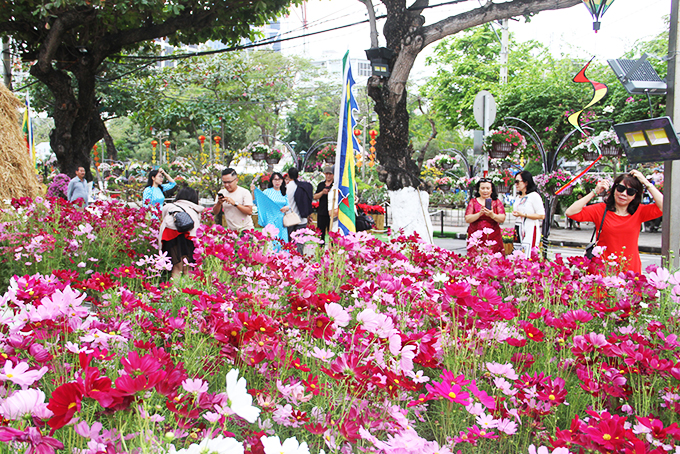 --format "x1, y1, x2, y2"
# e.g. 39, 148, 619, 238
584, 208, 607, 259
172, 204, 195, 233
